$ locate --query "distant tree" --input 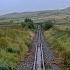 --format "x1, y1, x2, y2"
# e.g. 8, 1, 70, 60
21, 18, 35, 29
24, 18, 33, 23
27, 21, 34, 29
43, 20, 53, 30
